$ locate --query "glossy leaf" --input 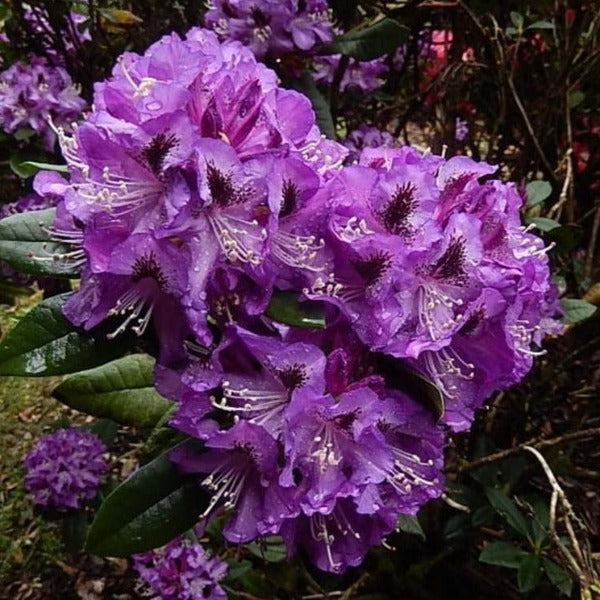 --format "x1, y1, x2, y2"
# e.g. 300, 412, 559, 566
53, 355, 171, 429
560, 298, 597, 324
0, 208, 79, 278
0, 293, 127, 376
320, 18, 409, 60
266, 291, 326, 328
479, 541, 528, 568
85, 443, 206, 556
